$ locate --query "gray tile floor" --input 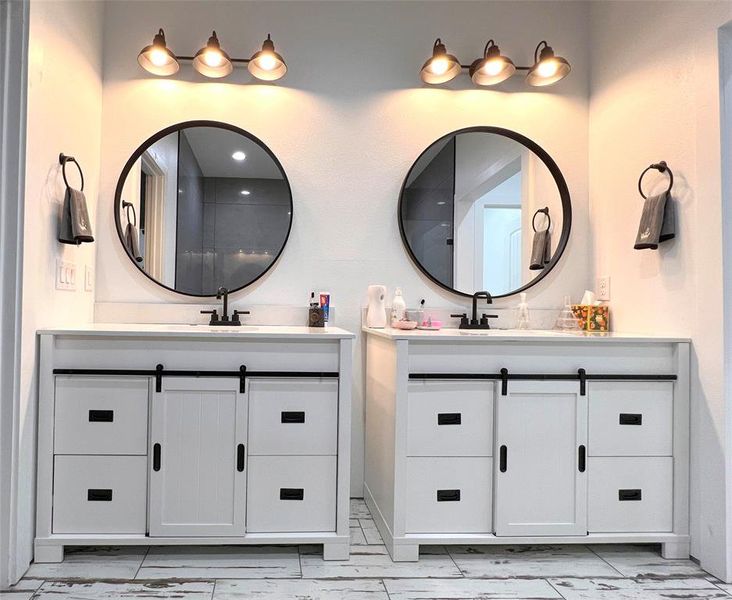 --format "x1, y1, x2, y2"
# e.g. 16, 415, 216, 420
1, 499, 727, 599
